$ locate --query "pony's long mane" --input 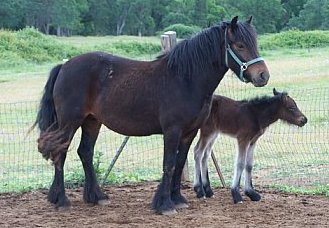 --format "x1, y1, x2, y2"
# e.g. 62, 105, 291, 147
161, 24, 223, 80
159, 20, 258, 80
